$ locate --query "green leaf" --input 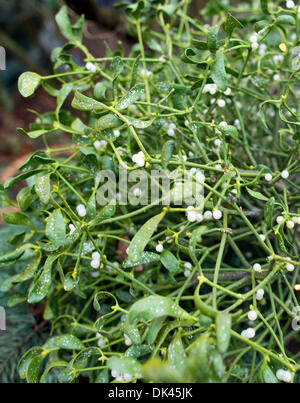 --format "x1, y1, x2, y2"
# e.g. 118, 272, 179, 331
207, 26, 219, 54
218, 124, 239, 139
17, 187, 36, 211
108, 356, 142, 378
216, 312, 232, 353
160, 250, 179, 274
28, 255, 57, 303
55, 6, 74, 41
43, 334, 85, 350
35, 174, 51, 204
13, 251, 41, 283
191, 40, 208, 50
94, 82, 107, 101
18, 347, 43, 379
1, 212, 34, 228
123, 252, 160, 268
18, 72, 41, 98
128, 295, 195, 325
161, 140, 175, 169
96, 113, 122, 130
125, 345, 153, 358
40, 361, 68, 383
125, 116, 154, 129
127, 211, 166, 262
90, 203, 116, 226
276, 15, 295, 26
224, 13, 243, 38
0, 244, 29, 264
211, 51, 227, 91
0, 184, 12, 208
56, 83, 73, 116
187, 332, 216, 382
4, 169, 47, 189
45, 209, 66, 247
63, 272, 79, 291
116, 84, 145, 110
168, 333, 186, 376
264, 197, 275, 228
258, 360, 278, 383
71, 90, 105, 111
246, 187, 269, 201
26, 354, 46, 383
94, 291, 118, 329
146, 316, 166, 344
